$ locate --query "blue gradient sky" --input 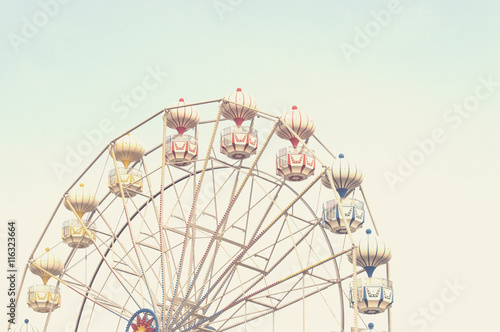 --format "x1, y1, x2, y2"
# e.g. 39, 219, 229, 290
1, 1, 499, 331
